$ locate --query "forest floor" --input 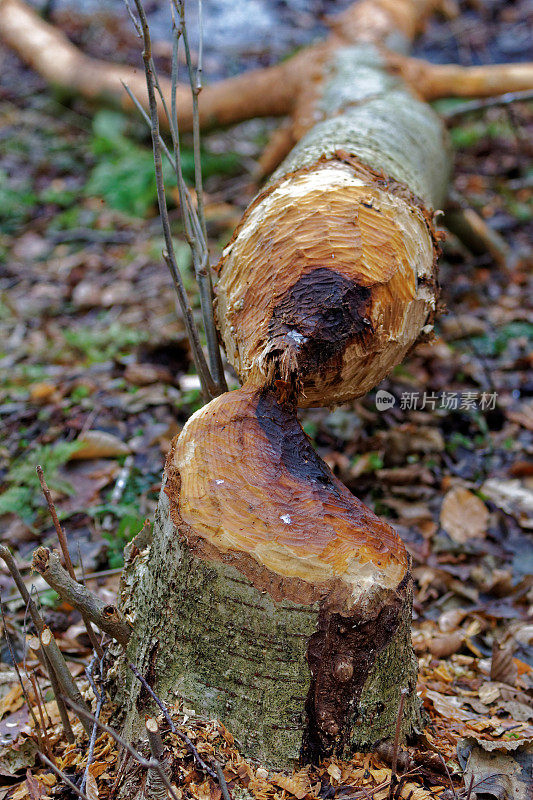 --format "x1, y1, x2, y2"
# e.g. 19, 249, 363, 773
0, 1, 532, 799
